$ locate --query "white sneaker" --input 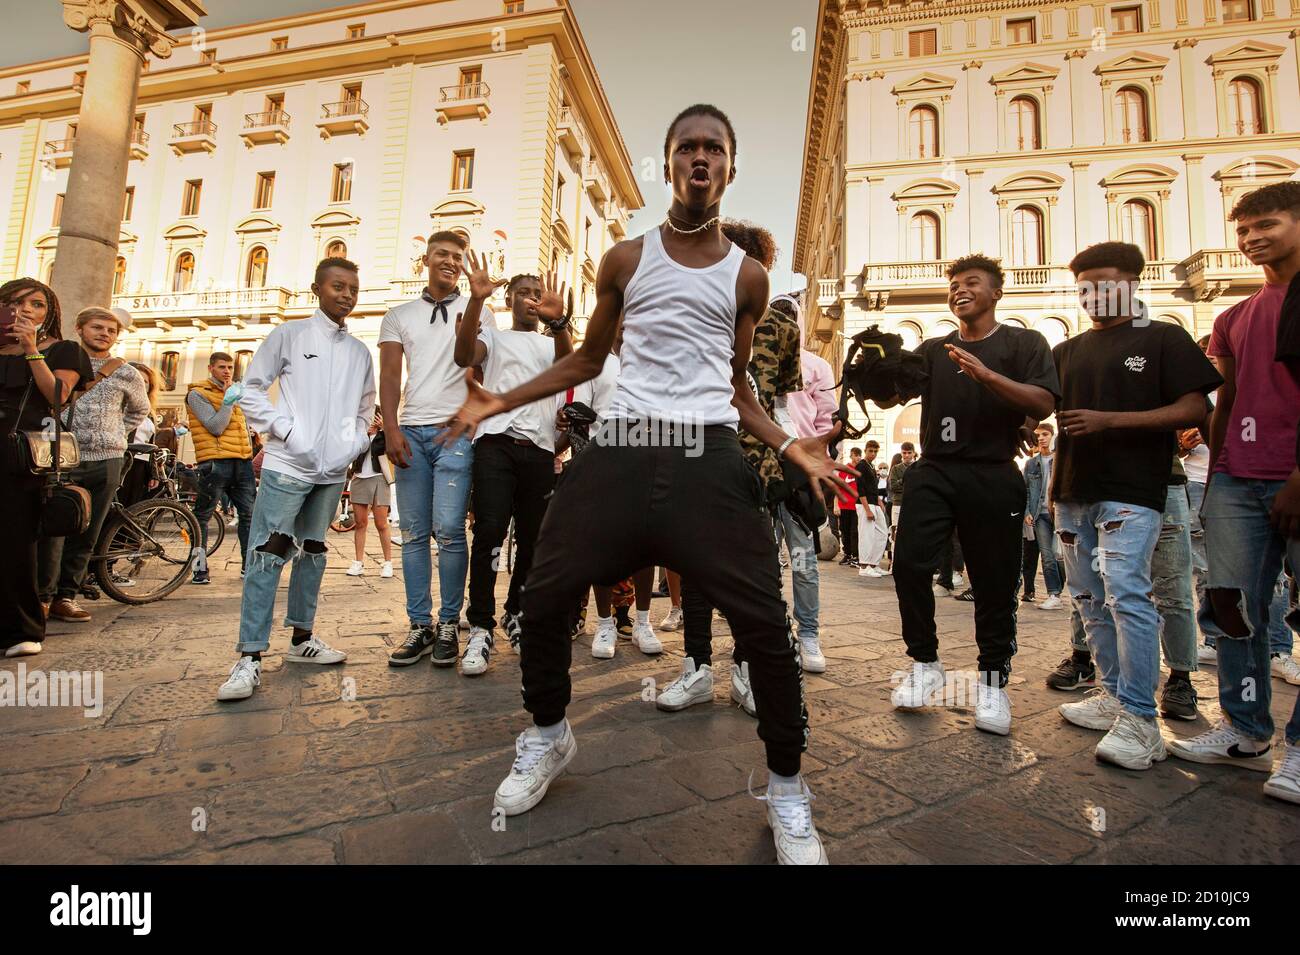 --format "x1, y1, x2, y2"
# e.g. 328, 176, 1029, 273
656, 659, 714, 711
1096, 710, 1167, 770
217, 656, 261, 701
1167, 719, 1273, 771
285, 636, 347, 665
858, 565, 885, 578
974, 682, 1012, 735
391, 532, 404, 546
1059, 688, 1124, 730
346, 560, 364, 577
658, 606, 683, 631
460, 627, 492, 676
380, 560, 393, 579
730, 660, 757, 717
1197, 644, 1217, 665
932, 584, 952, 598
1270, 653, 1300, 685
632, 621, 663, 655
1038, 594, 1064, 610
494, 723, 576, 816
4, 641, 42, 658
755, 777, 828, 865
800, 636, 827, 674
590, 618, 618, 659
891, 660, 945, 710
952, 572, 964, 588
1263, 743, 1300, 804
